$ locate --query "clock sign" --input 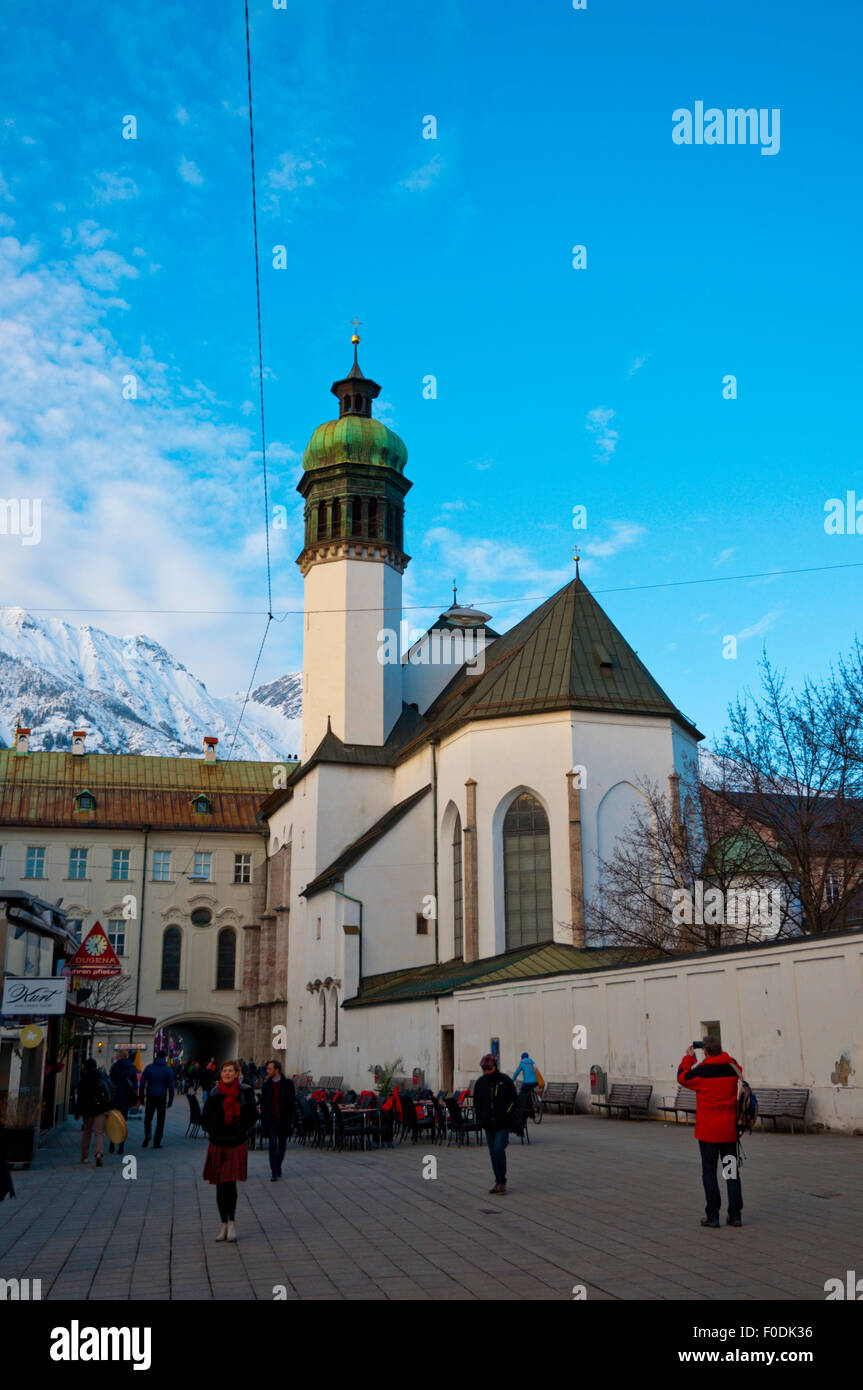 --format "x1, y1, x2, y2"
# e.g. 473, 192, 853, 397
67, 922, 122, 978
